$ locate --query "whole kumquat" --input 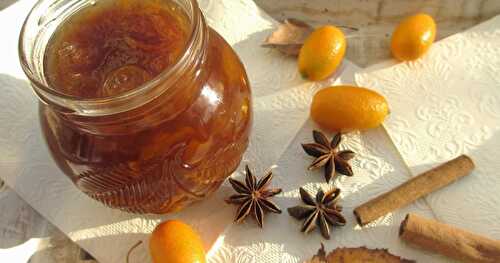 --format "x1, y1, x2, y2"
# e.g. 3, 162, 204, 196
391, 13, 436, 61
311, 86, 389, 132
298, 25, 346, 81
